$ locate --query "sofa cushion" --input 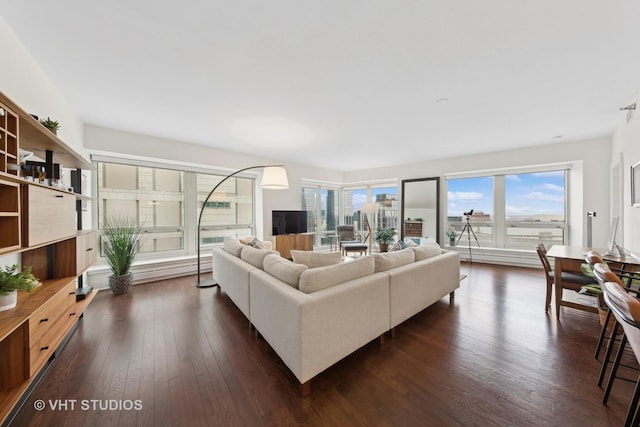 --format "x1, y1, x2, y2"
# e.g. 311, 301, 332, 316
290, 250, 341, 268
299, 255, 375, 294
411, 243, 442, 261
373, 248, 415, 272
263, 254, 308, 288
240, 246, 278, 269
223, 237, 244, 257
